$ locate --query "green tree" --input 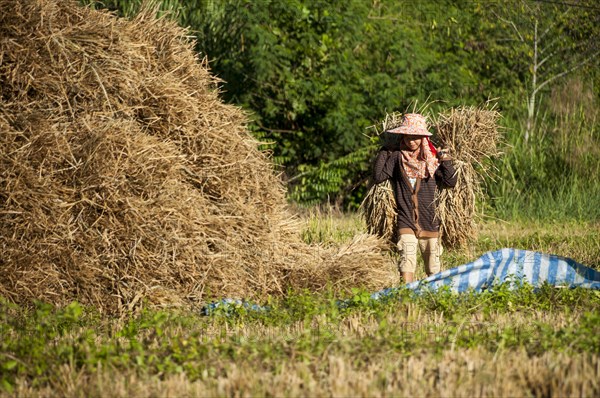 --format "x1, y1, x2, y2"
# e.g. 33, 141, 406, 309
476, 0, 600, 140
189, 0, 491, 204
80, 0, 599, 215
